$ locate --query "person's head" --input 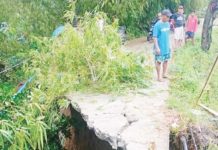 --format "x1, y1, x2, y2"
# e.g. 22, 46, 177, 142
178, 5, 184, 14
161, 9, 172, 22
191, 10, 196, 16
